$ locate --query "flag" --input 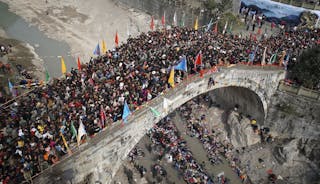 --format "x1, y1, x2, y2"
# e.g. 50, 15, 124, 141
194, 51, 202, 69
127, 23, 130, 37
261, 47, 267, 65
173, 11, 177, 27
283, 52, 290, 70
61, 57, 67, 75
102, 40, 107, 53
315, 17, 320, 28
60, 133, 72, 155
150, 16, 155, 30
174, 57, 187, 72
269, 53, 277, 64
122, 101, 131, 123
149, 106, 160, 117
168, 68, 175, 88
205, 18, 213, 32
77, 57, 82, 71
222, 21, 228, 34
194, 16, 198, 30
257, 27, 262, 35
249, 46, 258, 63
161, 12, 166, 27
213, 22, 218, 33
77, 119, 87, 145
279, 51, 286, 67
45, 69, 50, 83
100, 105, 106, 128
8, 79, 13, 92
115, 31, 119, 47
93, 43, 101, 56
70, 122, 77, 140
